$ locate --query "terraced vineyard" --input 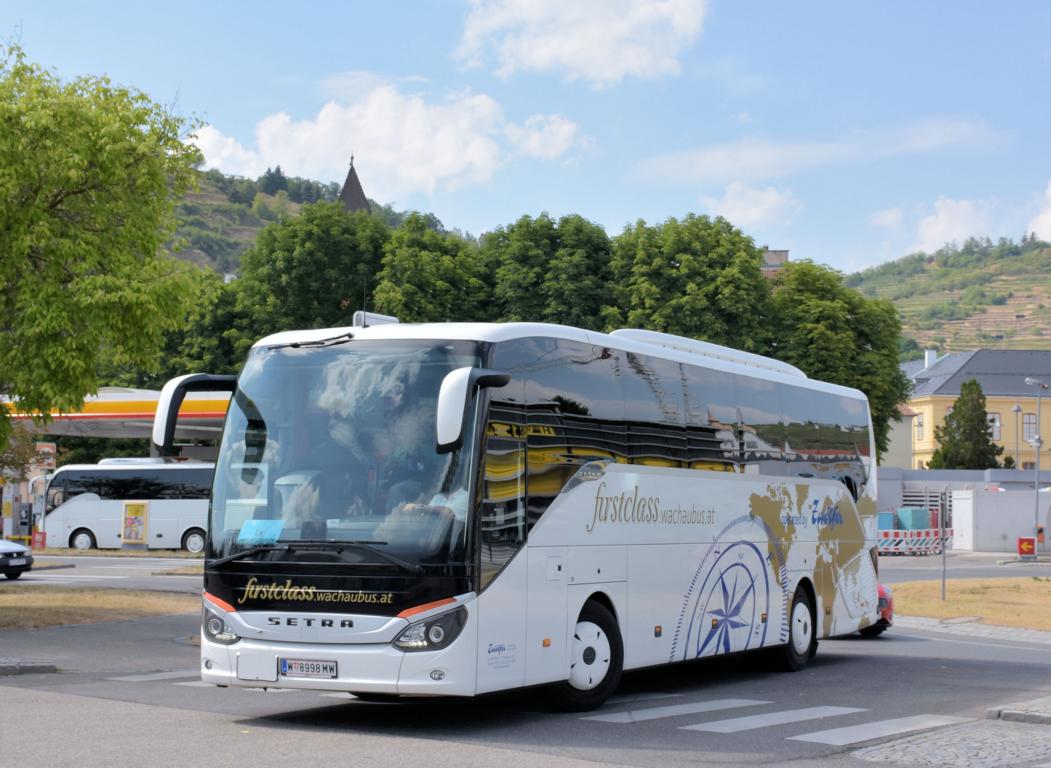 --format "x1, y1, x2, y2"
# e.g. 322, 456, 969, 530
845, 239, 1051, 351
